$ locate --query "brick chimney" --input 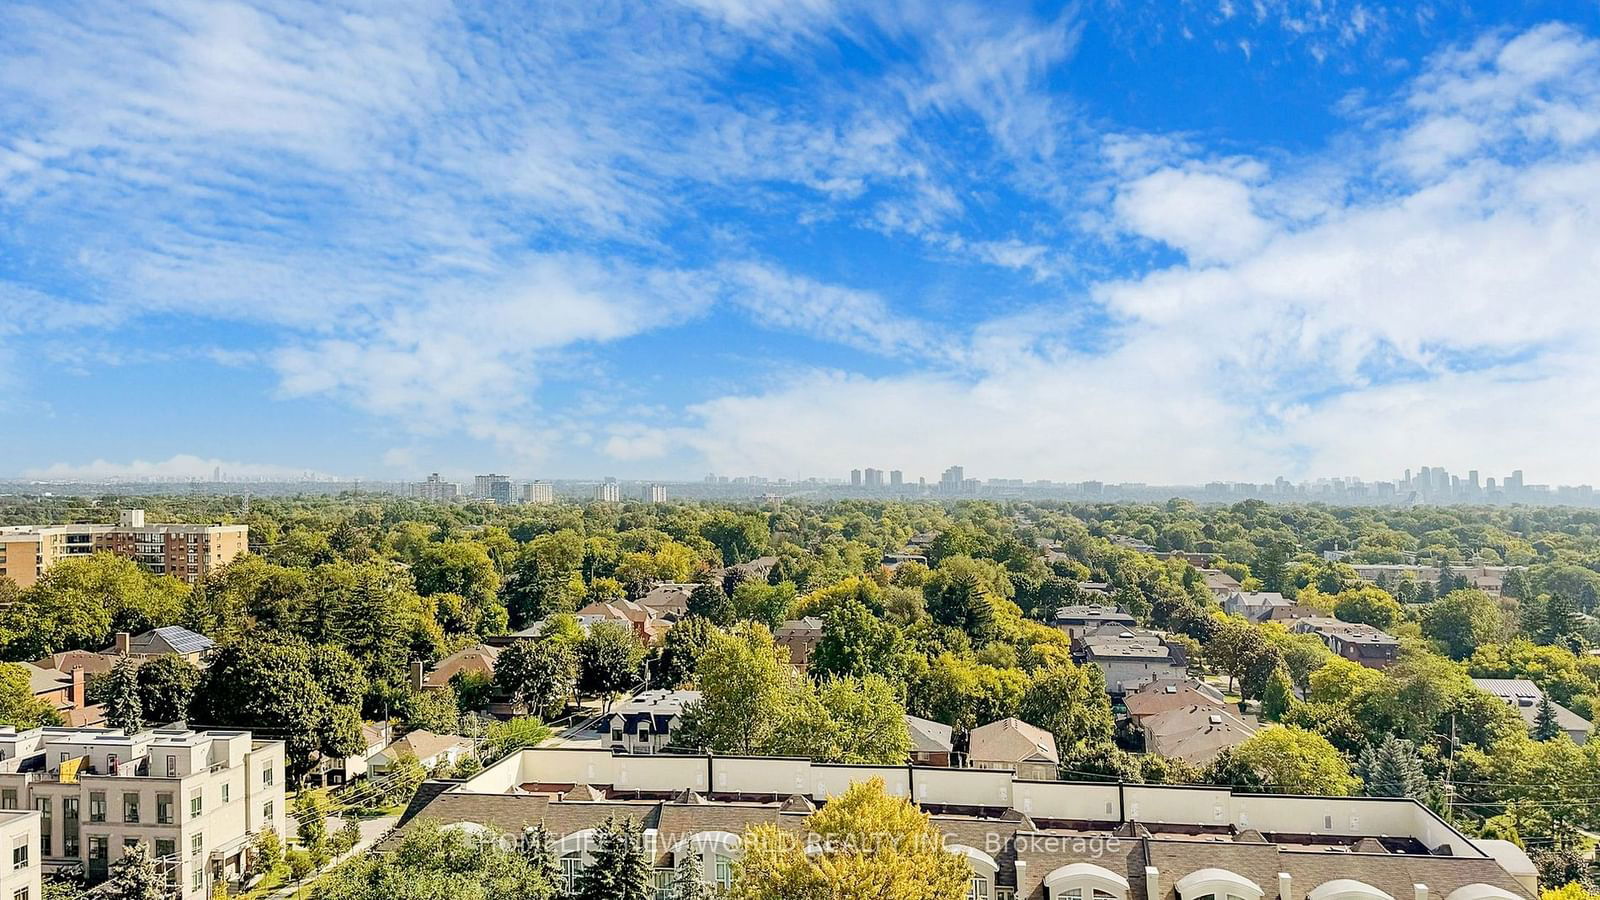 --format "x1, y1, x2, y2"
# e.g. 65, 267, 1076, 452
69, 666, 84, 708
114, 632, 131, 655
411, 661, 425, 691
